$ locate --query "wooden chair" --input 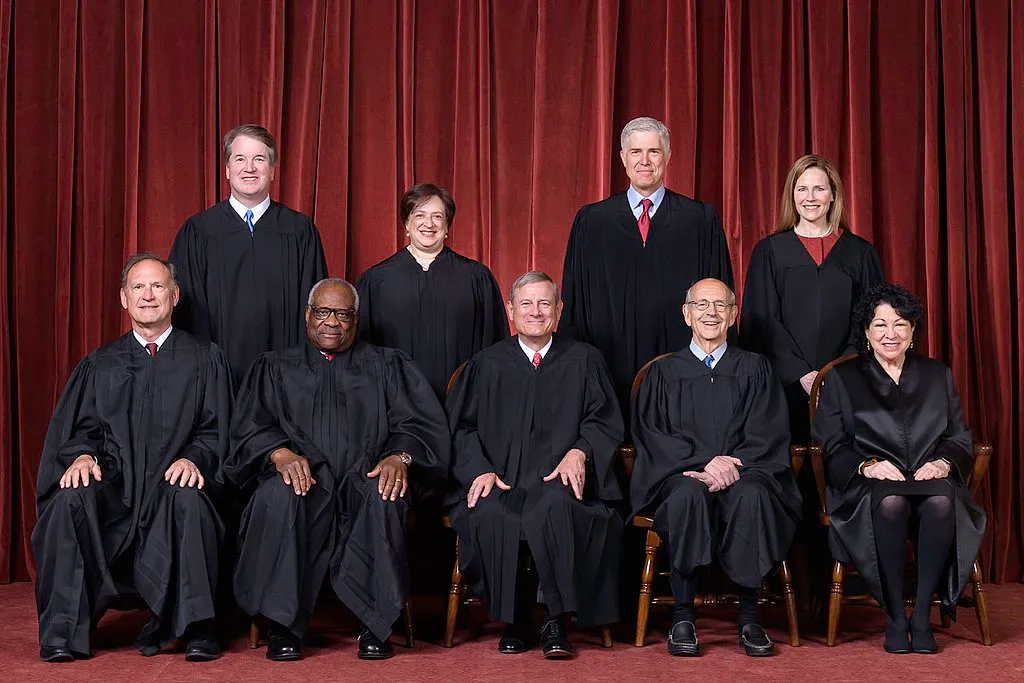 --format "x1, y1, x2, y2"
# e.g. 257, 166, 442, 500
630, 353, 802, 647
442, 361, 614, 649
806, 353, 993, 646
